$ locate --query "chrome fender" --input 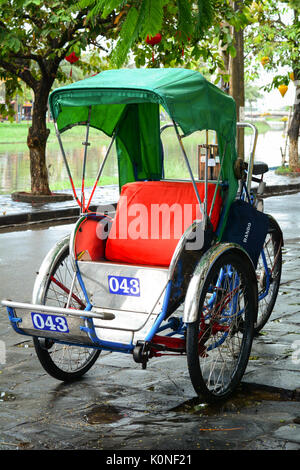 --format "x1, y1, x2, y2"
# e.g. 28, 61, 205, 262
183, 242, 257, 324
32, 235, 71, 305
